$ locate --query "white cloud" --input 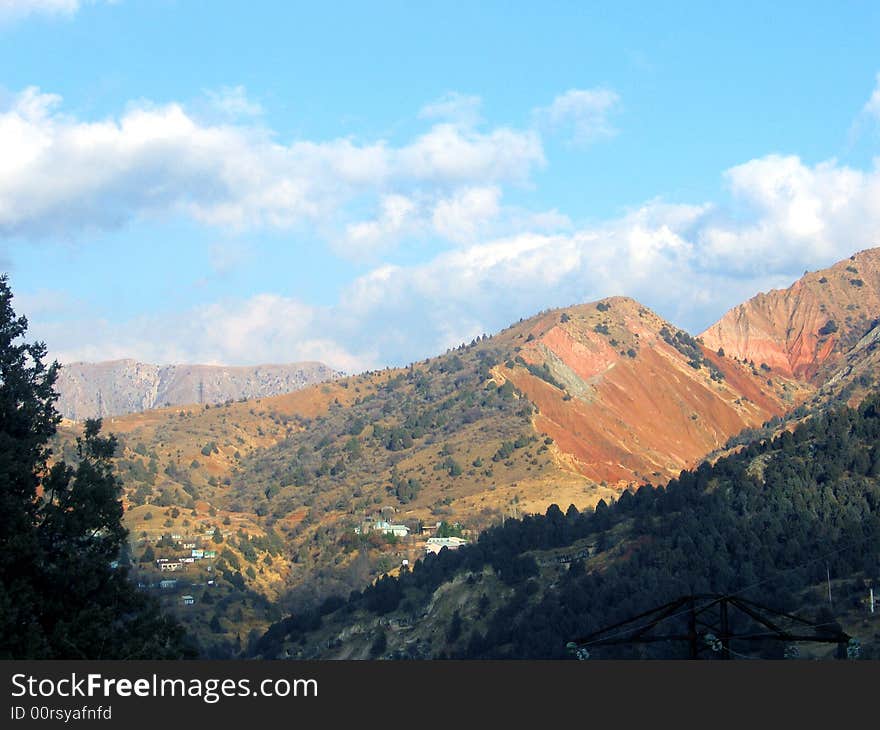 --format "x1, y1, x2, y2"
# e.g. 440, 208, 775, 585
337, 183, 557, 255
0, 87, 544, 241
862, 72, 880, 121
37, 293, 375, 374
535, 87, 621, 145
319, 154, 880, 366
418, 92, 483, 127
698, 154, 880, 274
341, 194, 417, 256
396, 123, 543, 185
431, 186, 501, 243
16, 82, 880, 373
32, 152, 880, 373
0, 0, 110, 23
205, 85, 264, 119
